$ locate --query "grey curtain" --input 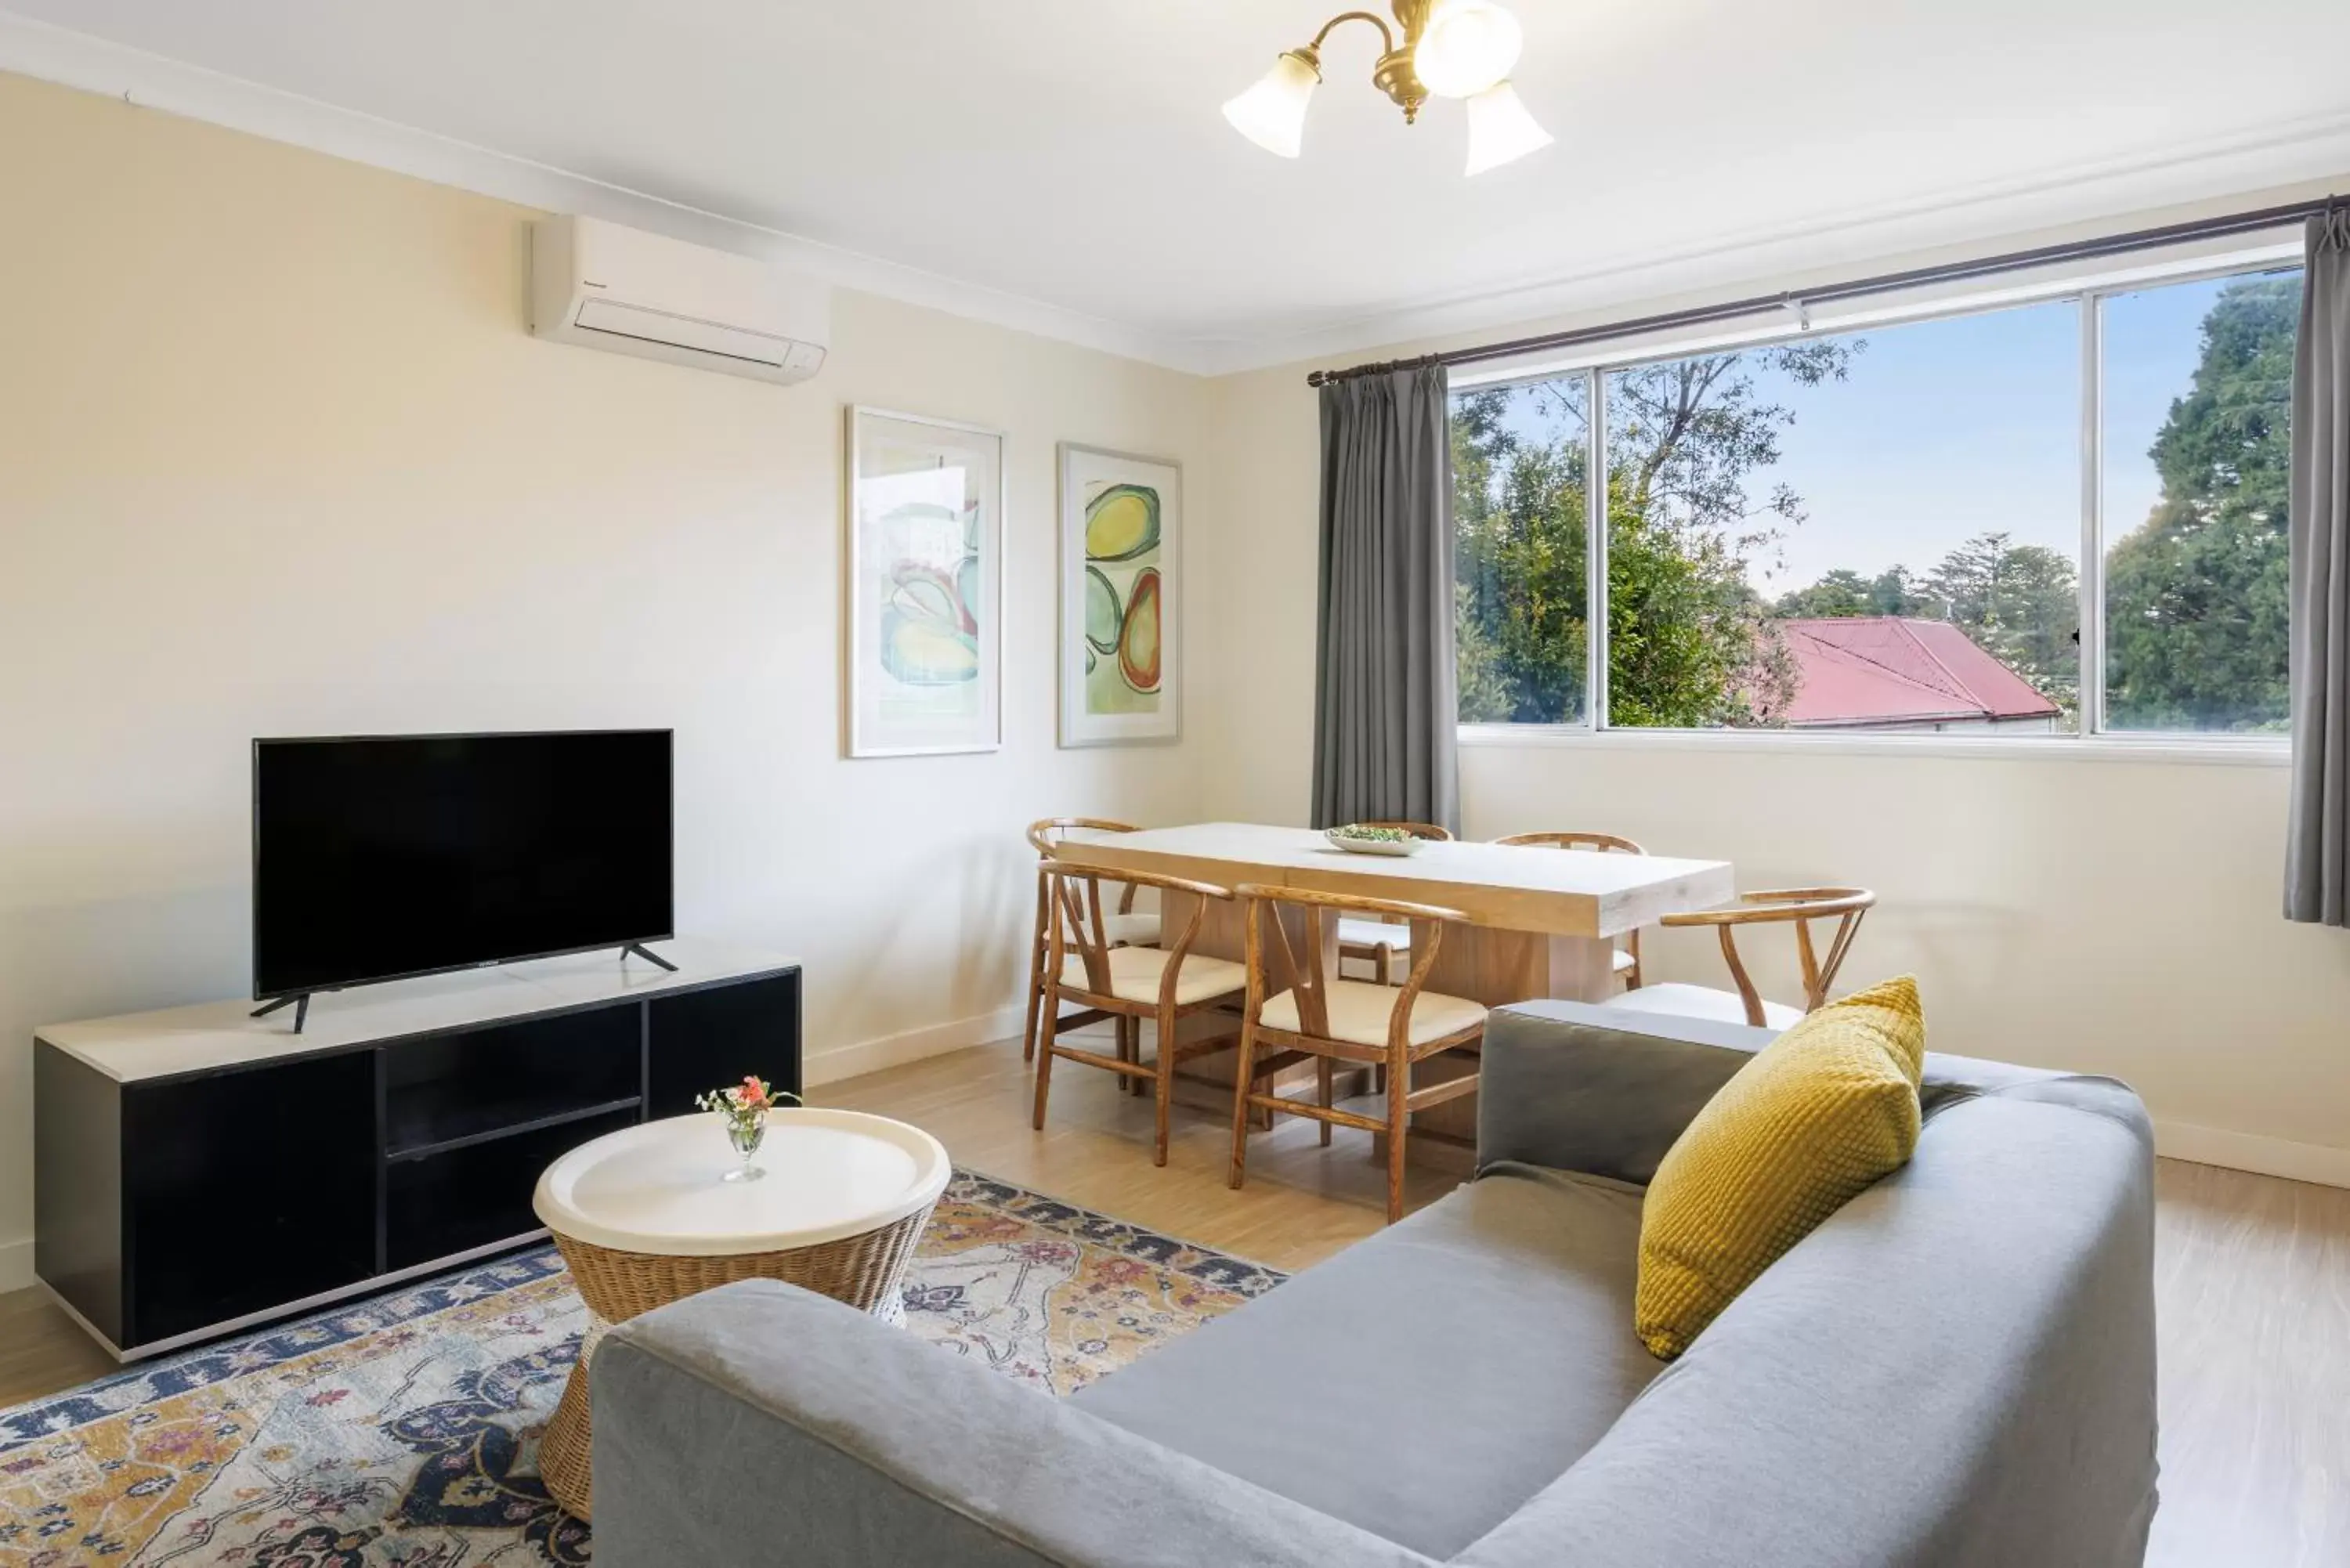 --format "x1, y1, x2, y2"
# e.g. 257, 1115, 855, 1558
1311, 363, 1461, 835
2287, 206, 2350, 923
